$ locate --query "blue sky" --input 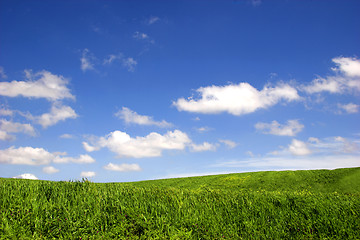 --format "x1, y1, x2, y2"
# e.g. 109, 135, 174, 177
0, 0, 359, 182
